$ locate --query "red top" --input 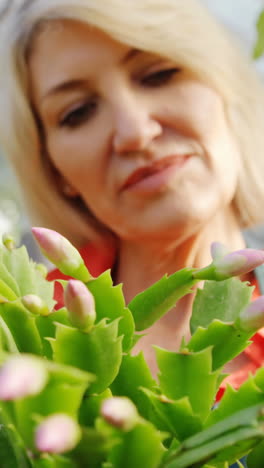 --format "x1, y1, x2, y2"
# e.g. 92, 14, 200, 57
47, 244, 264, 400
